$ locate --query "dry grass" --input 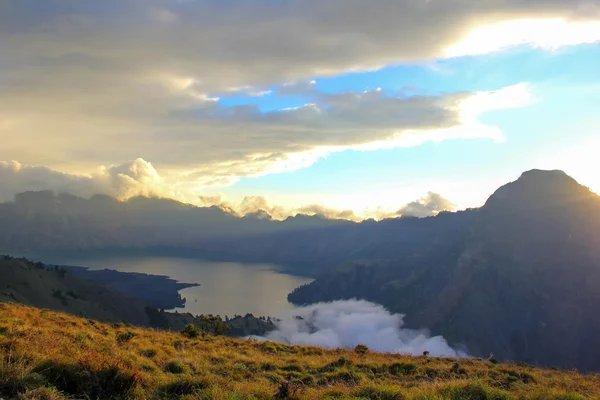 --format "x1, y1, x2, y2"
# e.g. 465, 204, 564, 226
1, 302, 598, 399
